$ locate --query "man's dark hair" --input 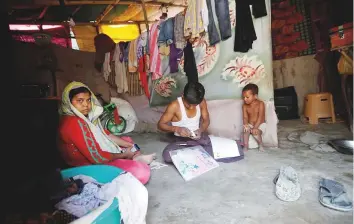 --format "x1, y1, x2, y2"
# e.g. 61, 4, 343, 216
183, 82, 205, 105
69, 87, 91, 102
242, 83, 258, 95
